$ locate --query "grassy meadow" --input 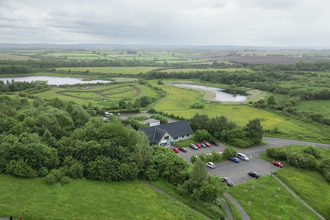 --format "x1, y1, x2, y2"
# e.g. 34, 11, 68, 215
226, 175, 321, 220
0, 174, 207, 220
297, 100, 330, 119
160, 68, 254, 73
